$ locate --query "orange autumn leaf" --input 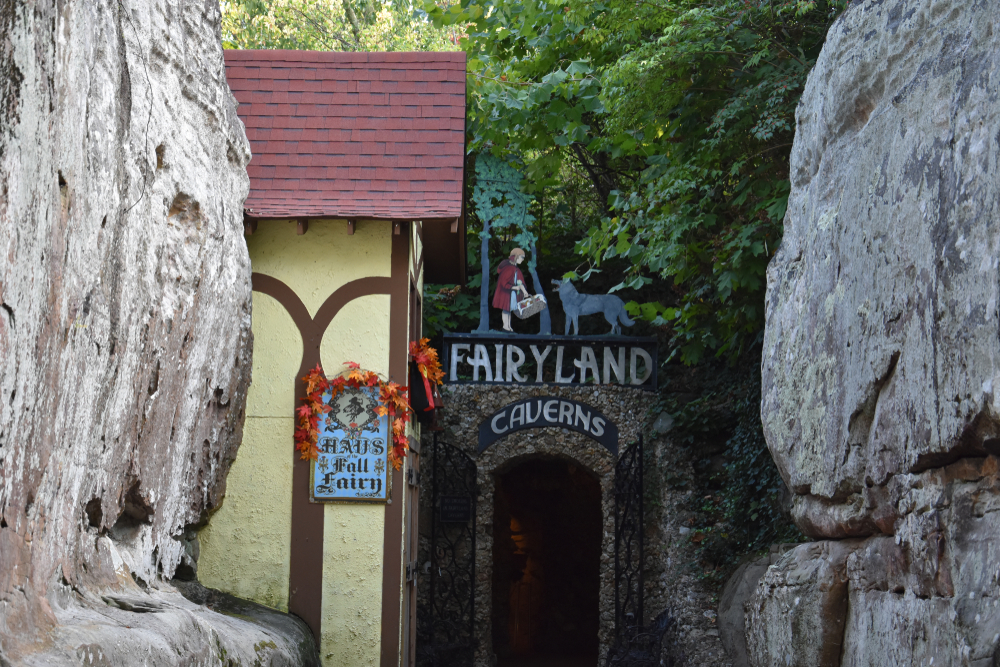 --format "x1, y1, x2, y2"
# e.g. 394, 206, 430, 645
294, 362, 412, 464
303, 365, 326, 394
410, 338, 445, 385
